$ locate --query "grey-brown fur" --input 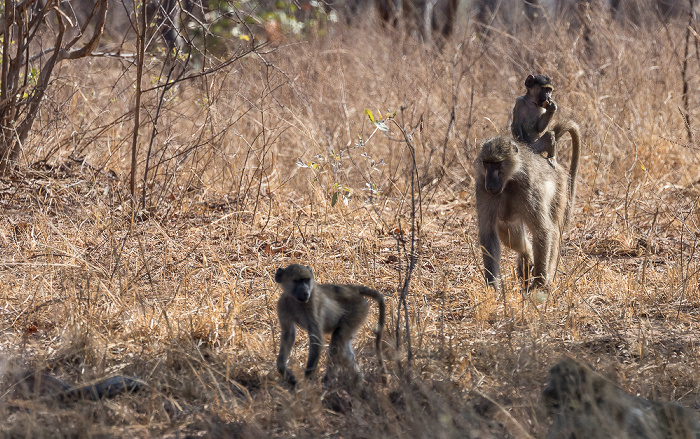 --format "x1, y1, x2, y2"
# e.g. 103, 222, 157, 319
544, 358, 700, 439
512, 74, 557, 144
275, 264, 385, 386
475, 122, 581, 291
512, 74, 558, 164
